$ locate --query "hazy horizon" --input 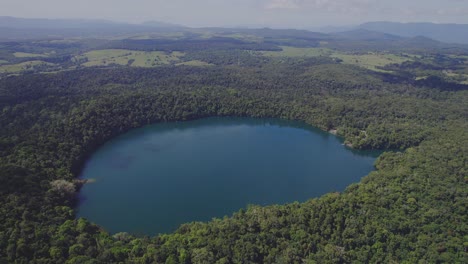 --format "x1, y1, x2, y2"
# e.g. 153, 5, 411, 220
2, 0, 468, 29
